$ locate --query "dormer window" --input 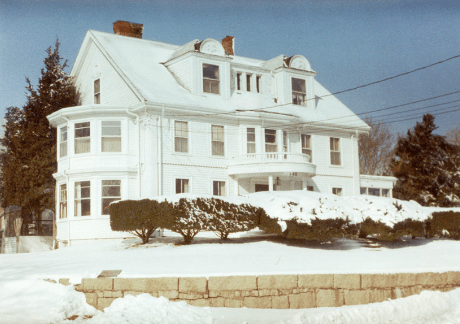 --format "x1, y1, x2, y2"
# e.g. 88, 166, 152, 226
94, 79, 101, 104
246, 74, 252, 92
292, 78, 306, 106
203, 64, 220, 94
